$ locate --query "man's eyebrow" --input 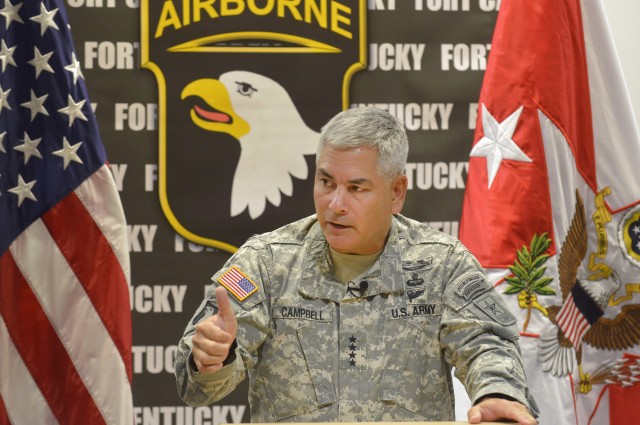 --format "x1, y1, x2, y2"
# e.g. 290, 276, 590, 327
317, 168, 333, 179
348, 177, 371, 185
316, 168, 371, 185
